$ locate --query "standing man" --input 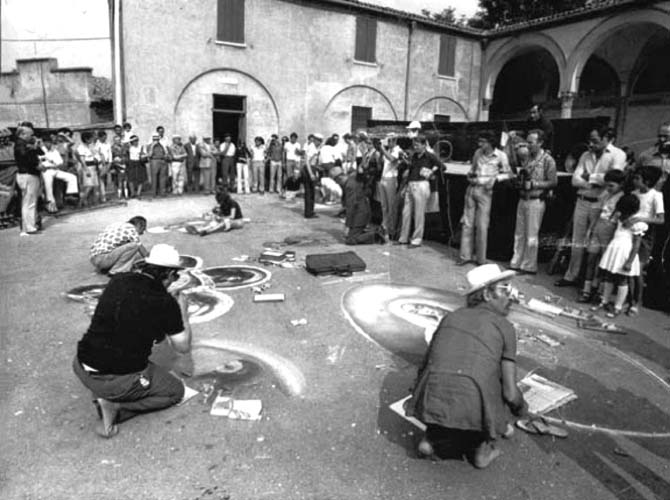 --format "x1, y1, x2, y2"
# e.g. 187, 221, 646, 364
96, 131, 112, 203
302, 133, 322, 219
509, 130, 557, 274
147, 133, 170, 197
14, 125, 43, 235
168, 136, 187, 195
406, 264, 526, 468
527, 104, 554, 152
198, 137, 216, 193
90, 216, 149, 275
73, 243, 192, 438
219, 134, 236, 191
378, 133, 402, 240
283, 133, 302, 200
555, 127, 623, 287
397, 135, 443, 248
458, 131, 512, 265
184, 134, 199, 192
121, 122, 133, 144
266, 134, 283, 194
